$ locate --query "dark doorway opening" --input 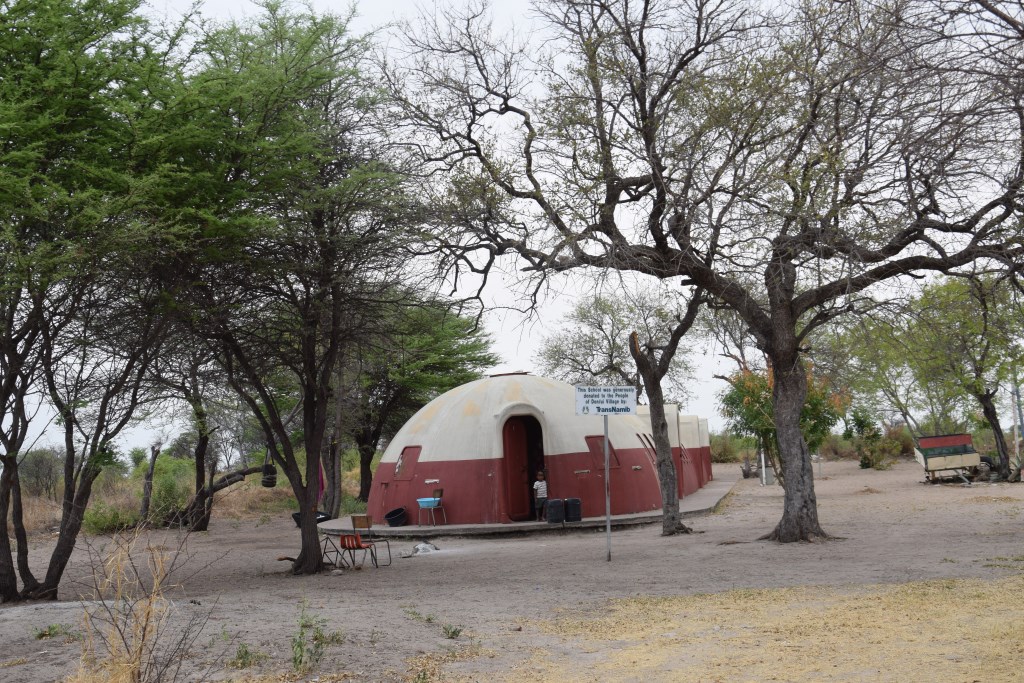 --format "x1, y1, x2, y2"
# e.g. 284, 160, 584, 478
502, 415, 546, 521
